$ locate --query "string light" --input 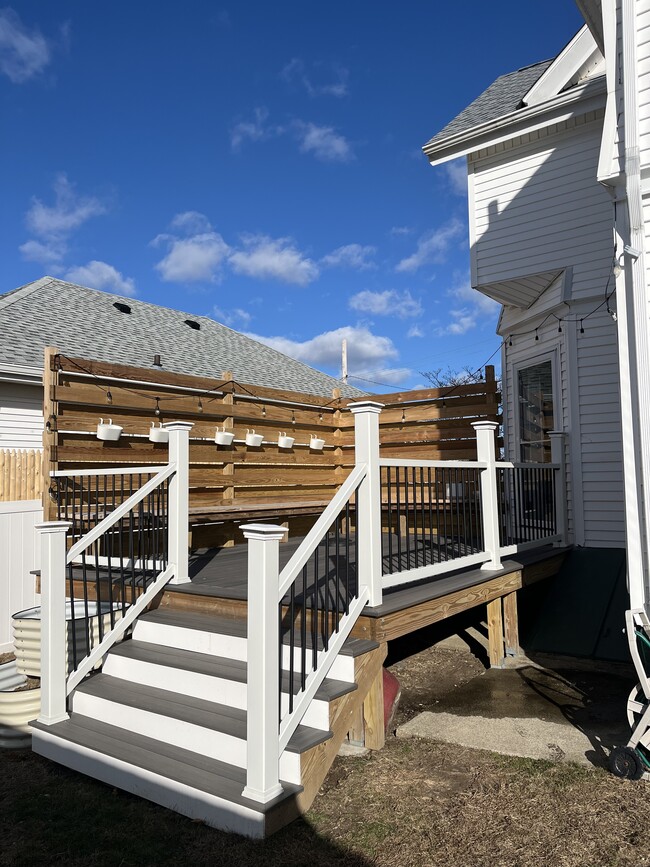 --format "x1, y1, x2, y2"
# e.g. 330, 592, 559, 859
401, 408, 406, 423
154, 397, 161, 417
535, 329, 539, 342
198, 397, 203, 413
580, 320, 585, 334
262, 405, 266, 418
319, 411, 323, 422
106, 388, 113, 404
508, 335, 513, 347
557, 321, 562, 333
291, 410, 296, 425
